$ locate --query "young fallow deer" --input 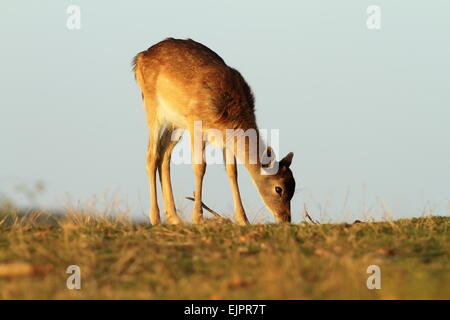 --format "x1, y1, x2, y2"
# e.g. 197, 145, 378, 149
133, 38, 295, 225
